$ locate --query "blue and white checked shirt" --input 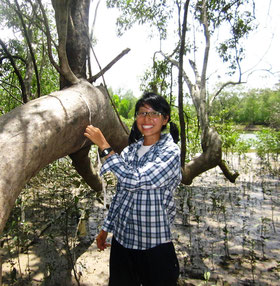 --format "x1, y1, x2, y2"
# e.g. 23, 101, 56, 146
100, 133, 182, 250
